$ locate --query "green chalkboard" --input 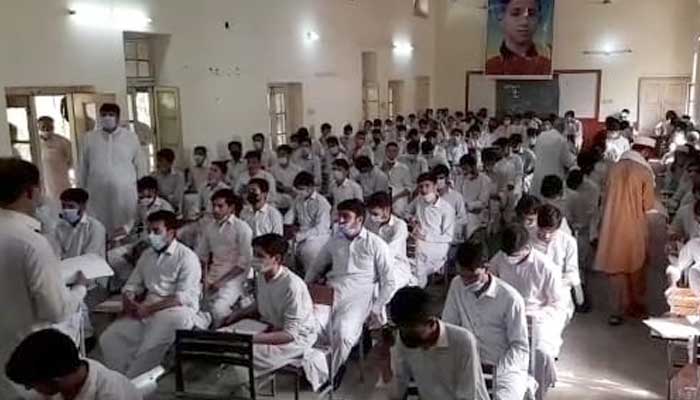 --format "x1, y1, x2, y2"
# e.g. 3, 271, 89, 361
496, 78, 559, 117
